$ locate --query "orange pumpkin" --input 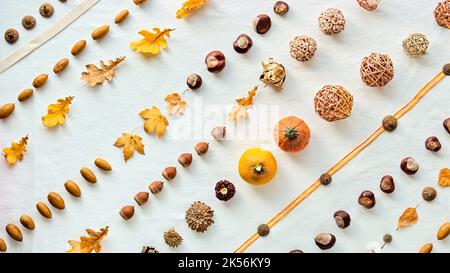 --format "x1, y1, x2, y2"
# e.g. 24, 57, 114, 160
274, 116, 310, 152
238, 148, 277, 185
